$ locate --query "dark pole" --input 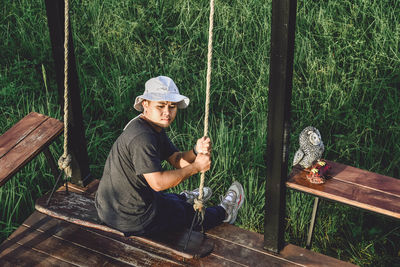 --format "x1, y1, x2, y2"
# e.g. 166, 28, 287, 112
264, 0, 297, 253
45, 0, 92, 186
